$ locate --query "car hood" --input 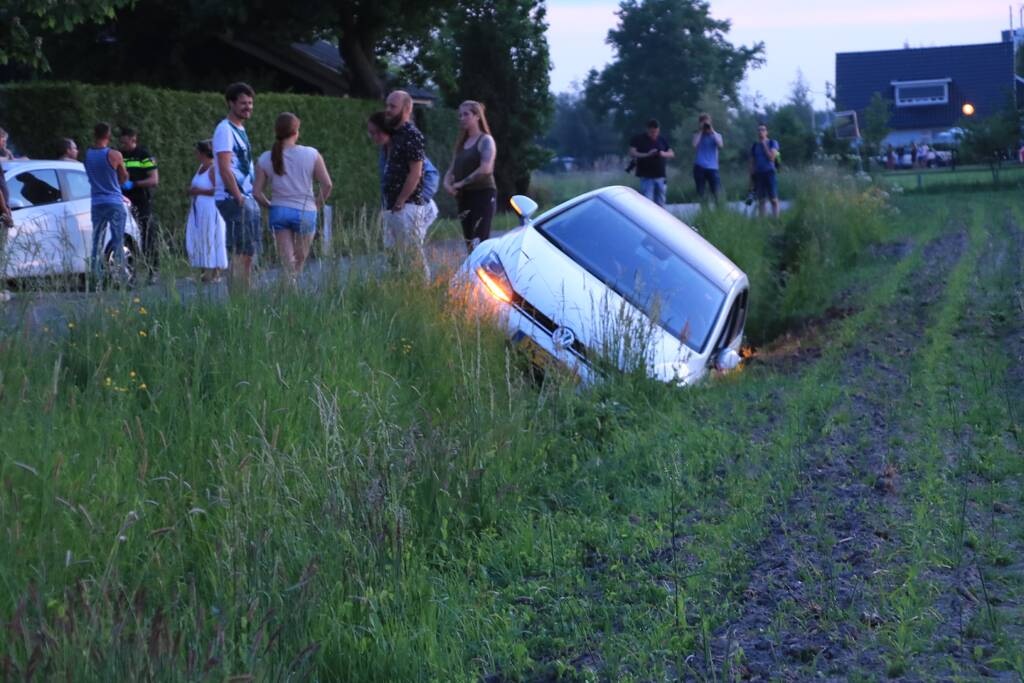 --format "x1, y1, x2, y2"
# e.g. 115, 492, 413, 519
494, 226, 698, 382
